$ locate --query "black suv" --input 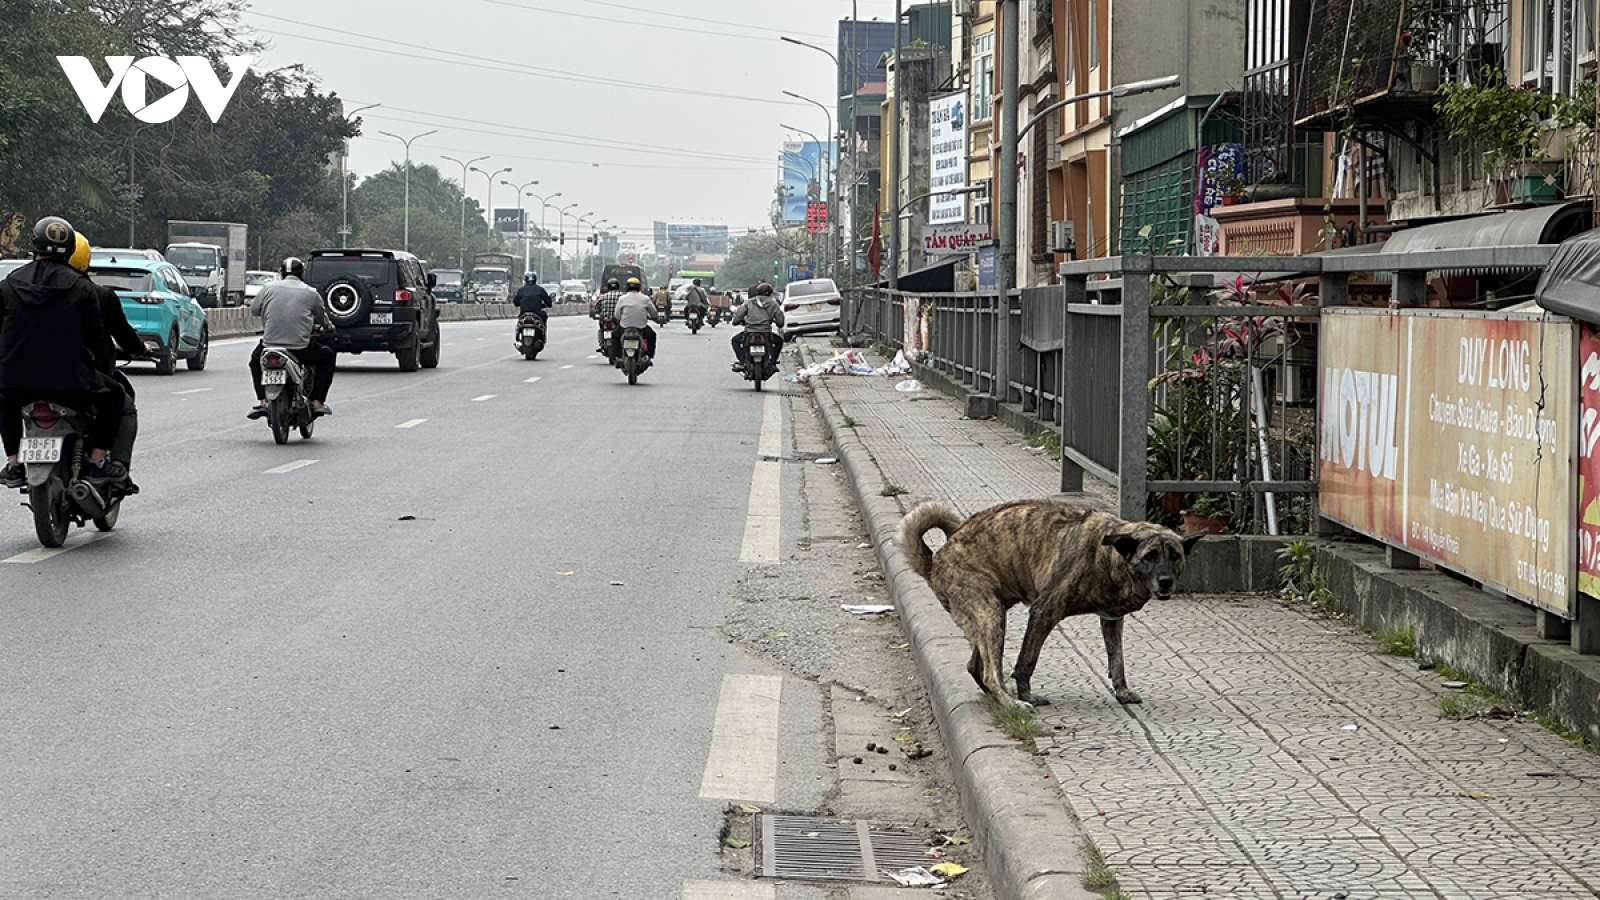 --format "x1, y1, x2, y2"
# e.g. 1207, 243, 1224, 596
305, 249, 441, 372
